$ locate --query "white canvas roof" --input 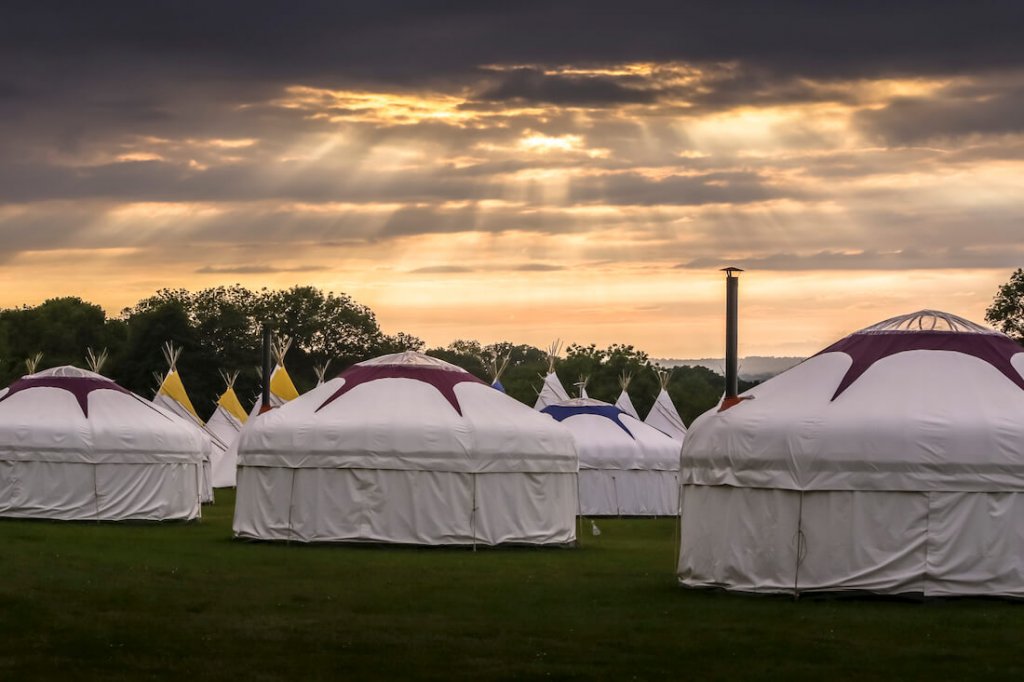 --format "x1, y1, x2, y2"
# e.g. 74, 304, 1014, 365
678, 310, 1024, 596
542, 398, 680, 471
0, 366, 205, 521
0, 366, 207, 463
683, 310, 1024, 492
233, 352, 579, 545
239, 352, 577, 473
